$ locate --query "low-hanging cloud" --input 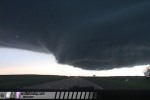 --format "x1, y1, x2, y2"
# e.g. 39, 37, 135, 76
1, 0, 150, 70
